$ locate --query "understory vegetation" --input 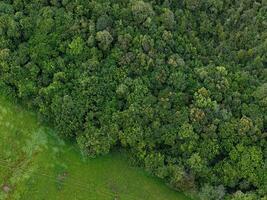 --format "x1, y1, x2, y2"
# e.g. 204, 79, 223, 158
0, 0, 266, 199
